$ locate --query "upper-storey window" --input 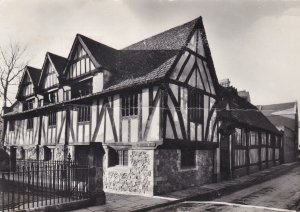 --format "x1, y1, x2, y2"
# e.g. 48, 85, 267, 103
23, 99, 34, 111
188, 91, 203, 123
71, 79, 92, 99
121, 93, 138, 117
44, 90, 58, 105
9, 120, 15, 131
43, 63, 58, 89
22, 75, 34, 97
67, 44, 96, 79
